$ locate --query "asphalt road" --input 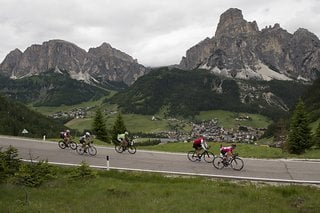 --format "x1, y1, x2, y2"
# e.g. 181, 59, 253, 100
1, 136, 319, 184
